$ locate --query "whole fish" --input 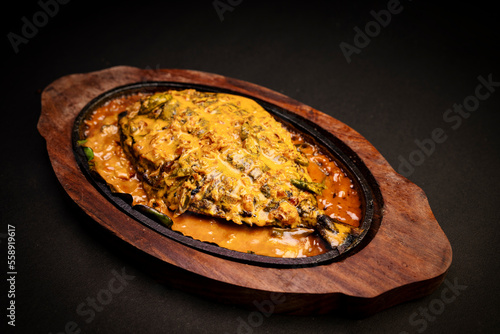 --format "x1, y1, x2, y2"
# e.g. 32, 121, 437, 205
118, 89, 358, 251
